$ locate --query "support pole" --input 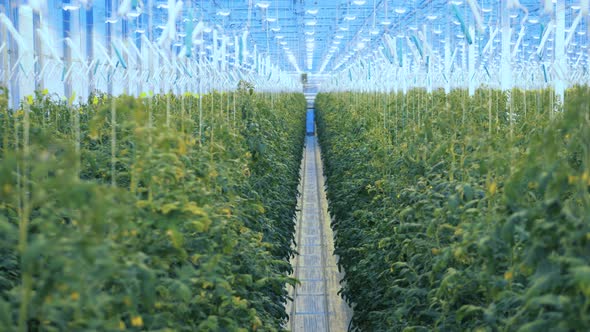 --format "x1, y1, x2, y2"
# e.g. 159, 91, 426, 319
106, 0, 113, 95
468, 27, 476, 96
554, 0, 565, 109
501, 0, 513, 135
444, 18, 451, 94
500, 0, 512, 92
9, 0, 20, 108
32, 10, 42, 91
86, 7, 94, 96
63, 3, 72, 99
